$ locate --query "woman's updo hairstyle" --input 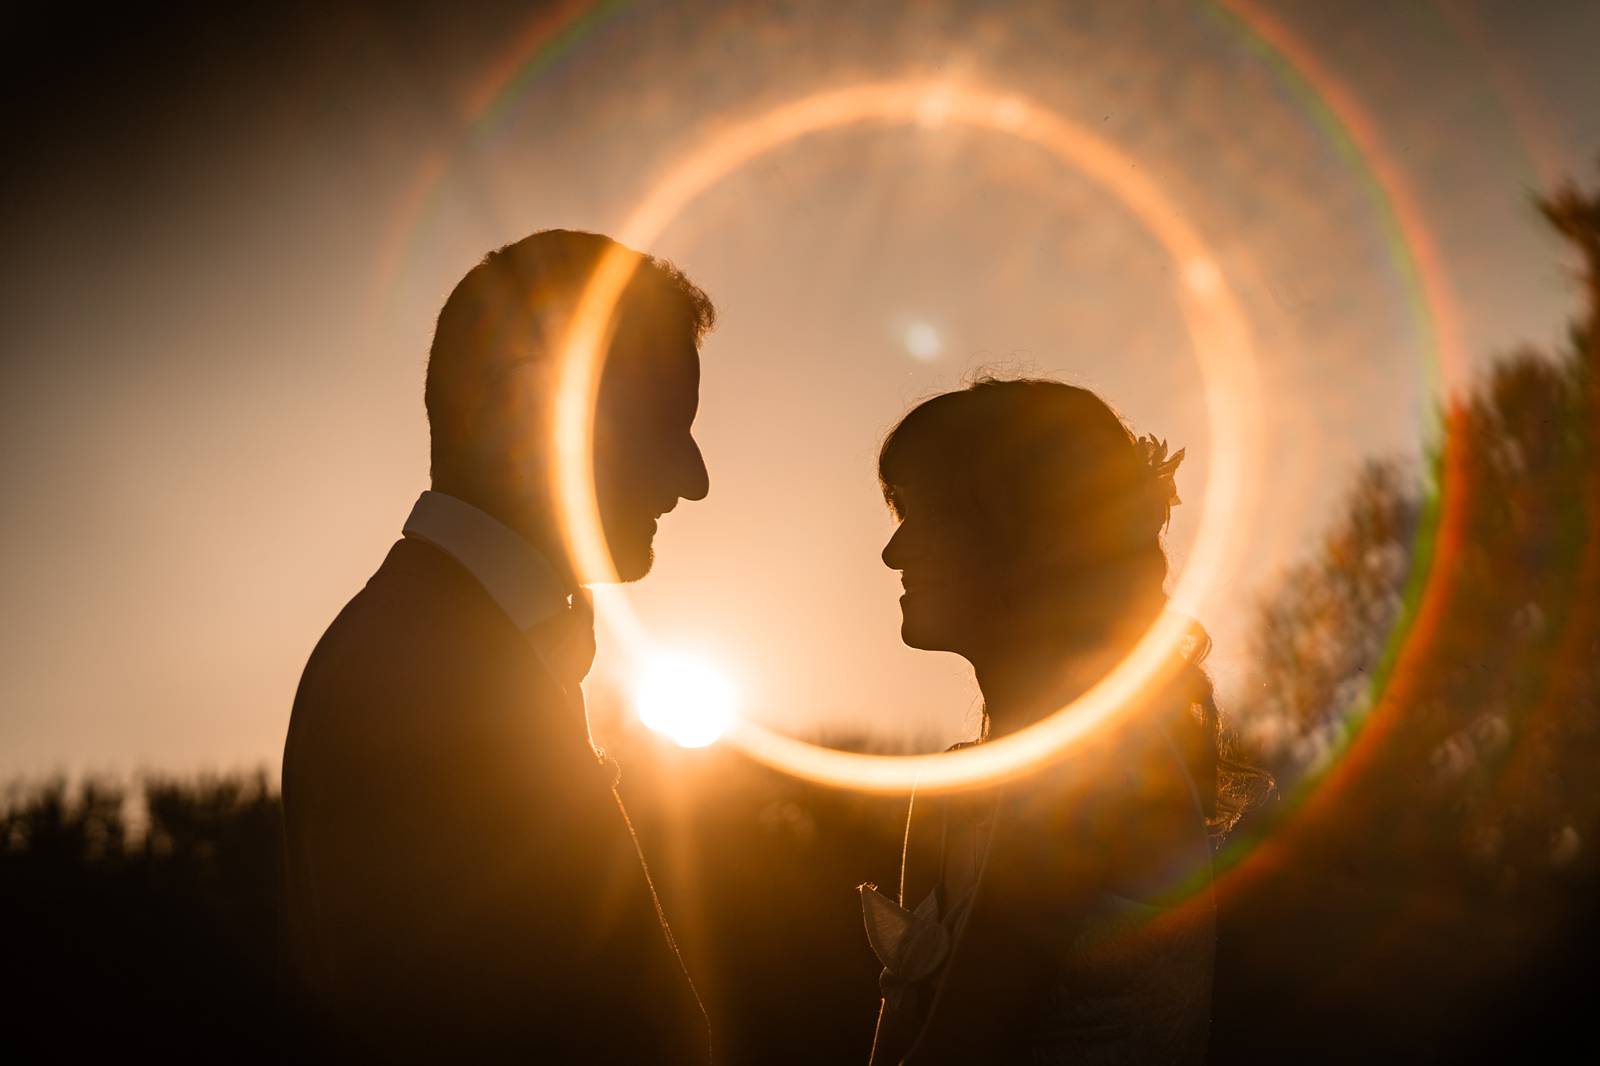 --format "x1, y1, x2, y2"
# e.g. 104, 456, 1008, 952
879, 377, 1180, 622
